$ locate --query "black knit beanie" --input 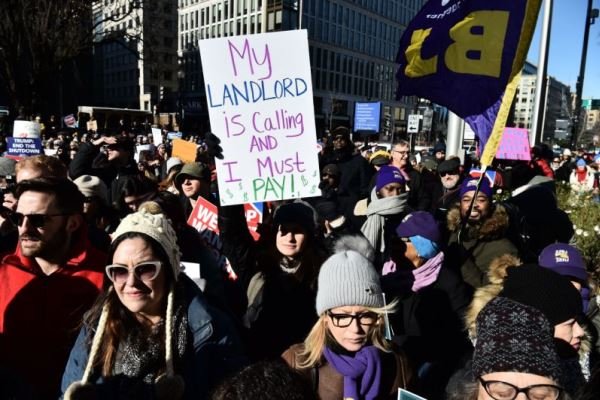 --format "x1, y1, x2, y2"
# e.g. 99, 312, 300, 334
499, 263, 582, 325
473, 296, 562, 383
